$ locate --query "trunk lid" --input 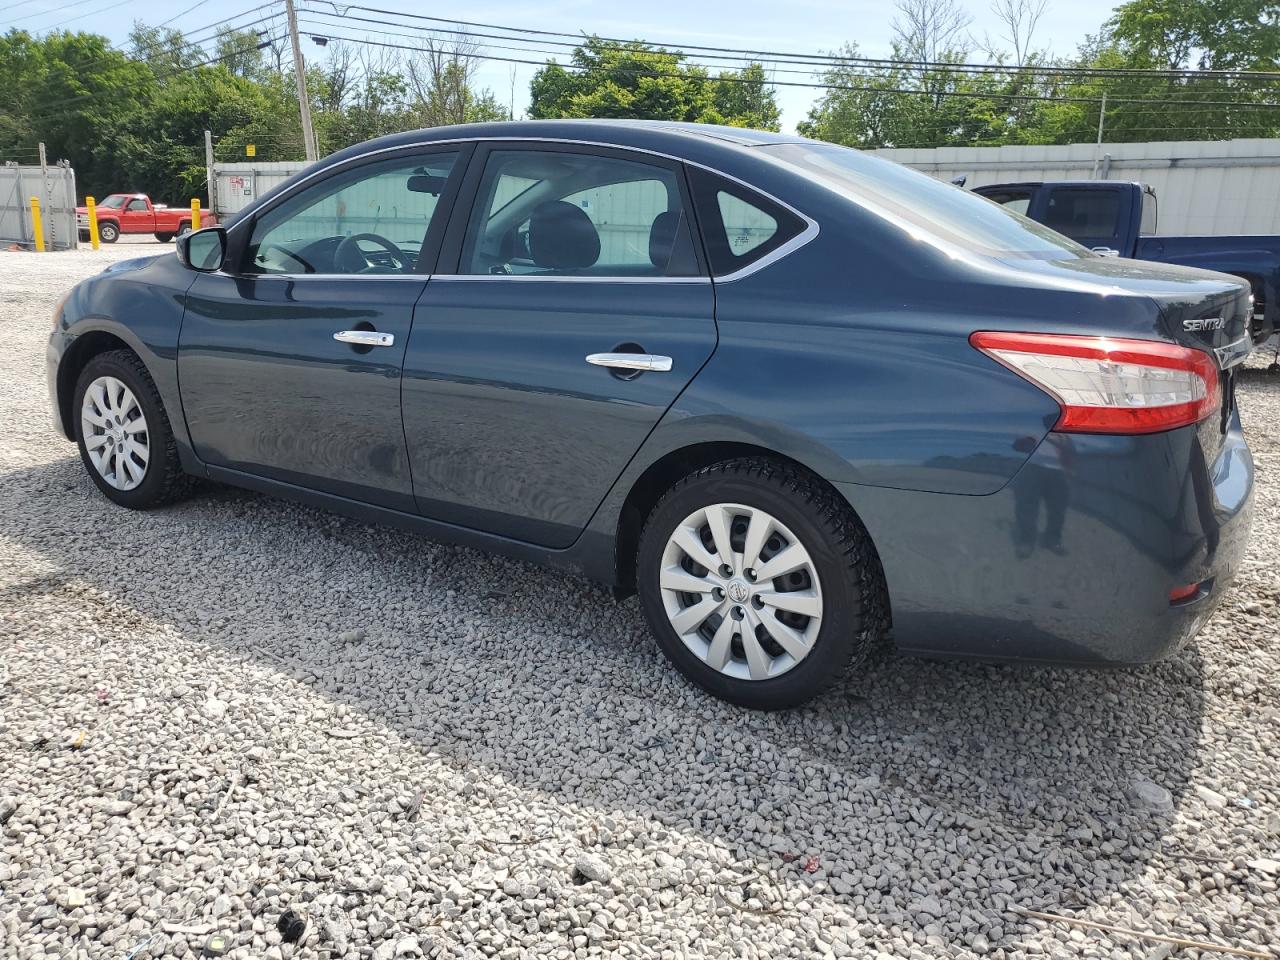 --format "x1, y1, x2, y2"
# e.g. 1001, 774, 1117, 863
1009, 253, 1253, 364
